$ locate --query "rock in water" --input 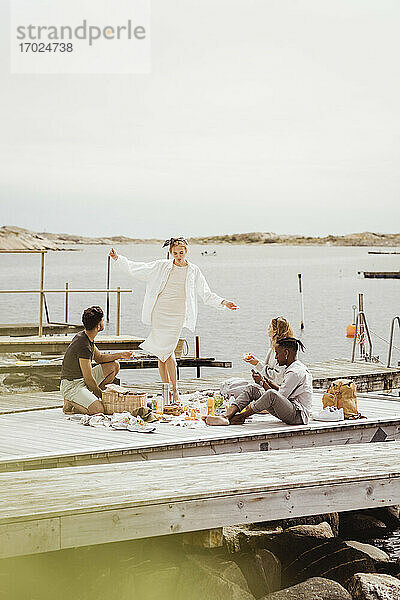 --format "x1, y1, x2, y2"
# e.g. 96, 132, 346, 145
345, 541, 390, 563
261, 576, 351, 599
233, 550, 281, 598
260, 534, 375, 587
285, 522, 334, 539
177, 551, 254, 600
339, 512, 388, 539
347, 573, 400, 599
260, 513, 339, 537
